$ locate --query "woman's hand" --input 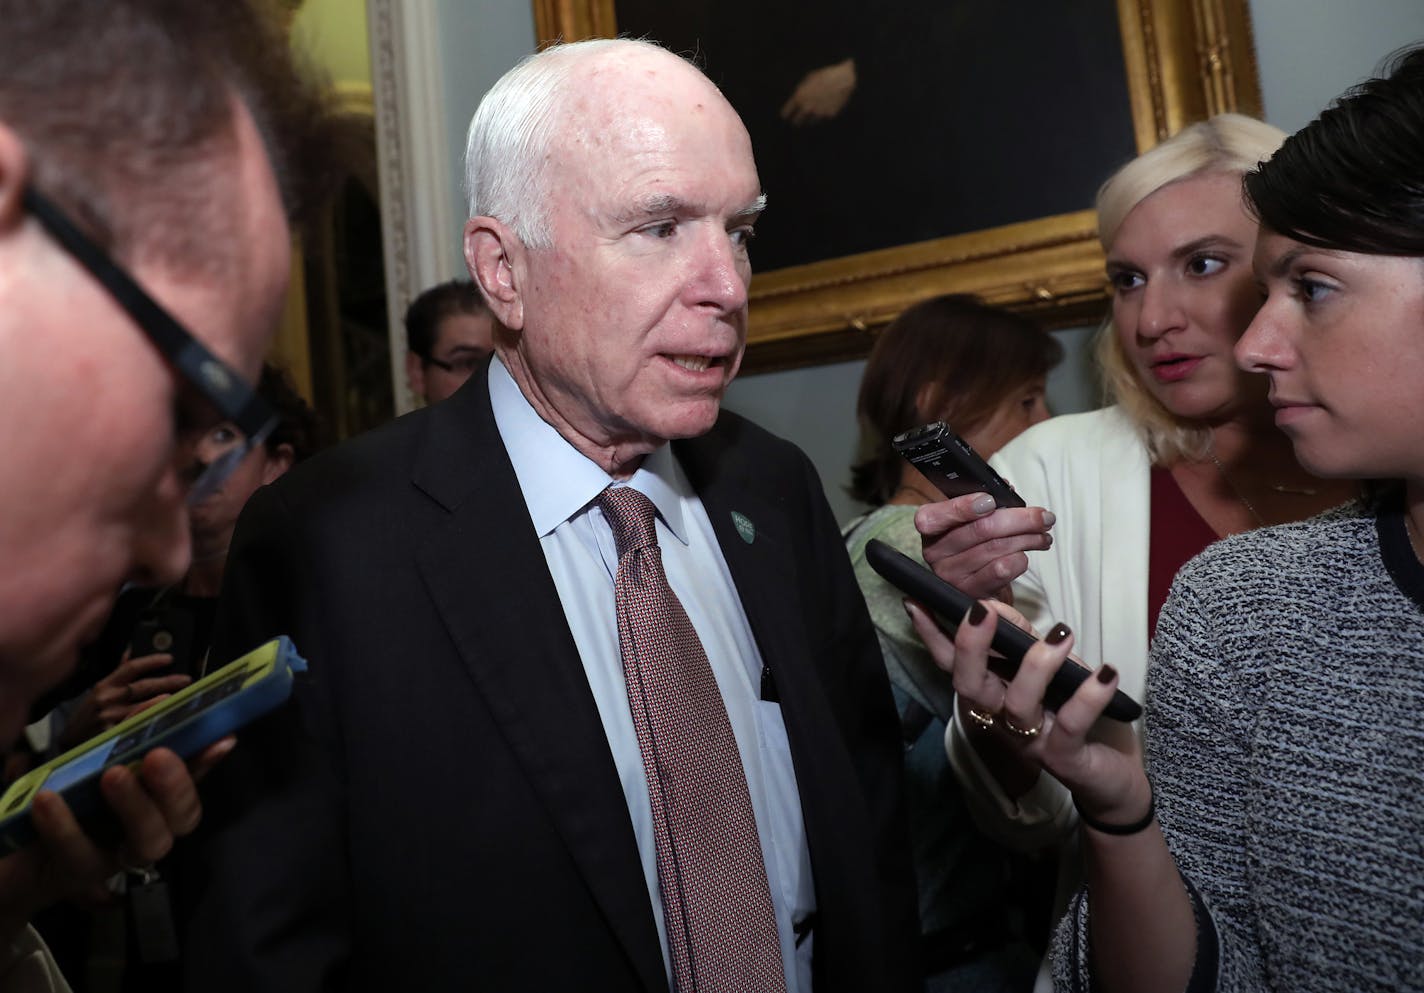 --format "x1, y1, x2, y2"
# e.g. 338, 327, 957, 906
915, 492, 1056, 601
58, 651, 193, 750
908, 596, 1151, 824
